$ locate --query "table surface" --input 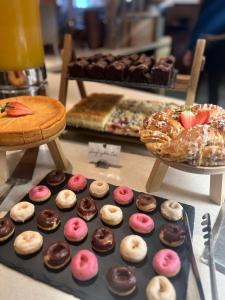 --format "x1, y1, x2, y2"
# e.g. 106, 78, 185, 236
0, 67, 224, 300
